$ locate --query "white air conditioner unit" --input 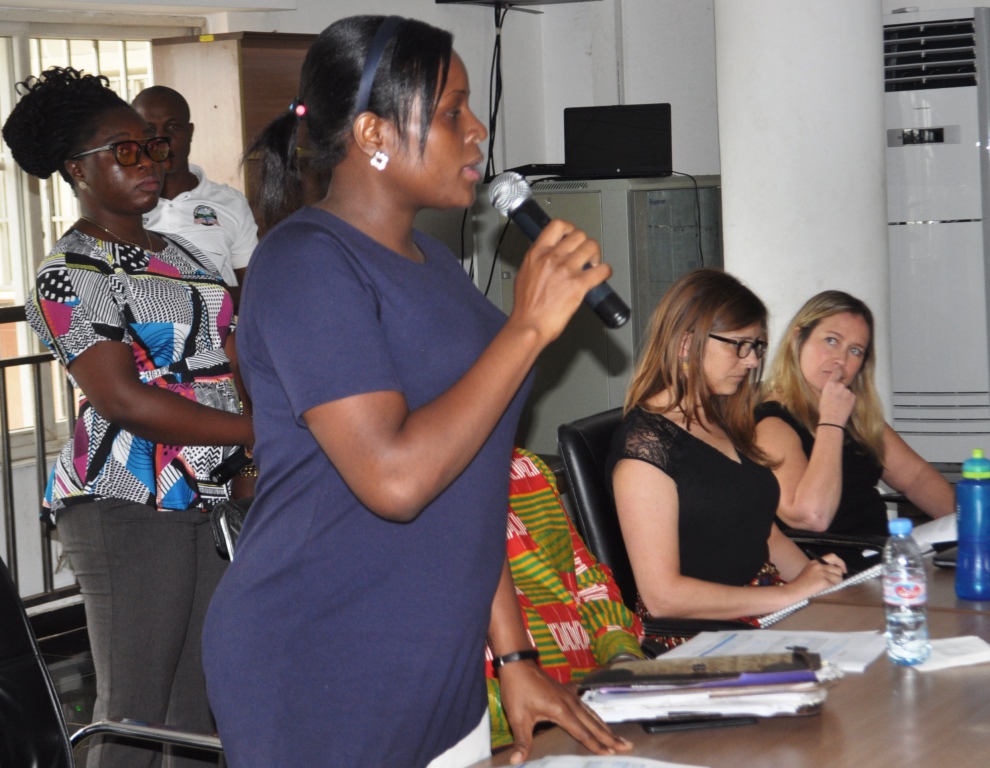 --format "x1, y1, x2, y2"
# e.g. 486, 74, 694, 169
885, 7, 990, 463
